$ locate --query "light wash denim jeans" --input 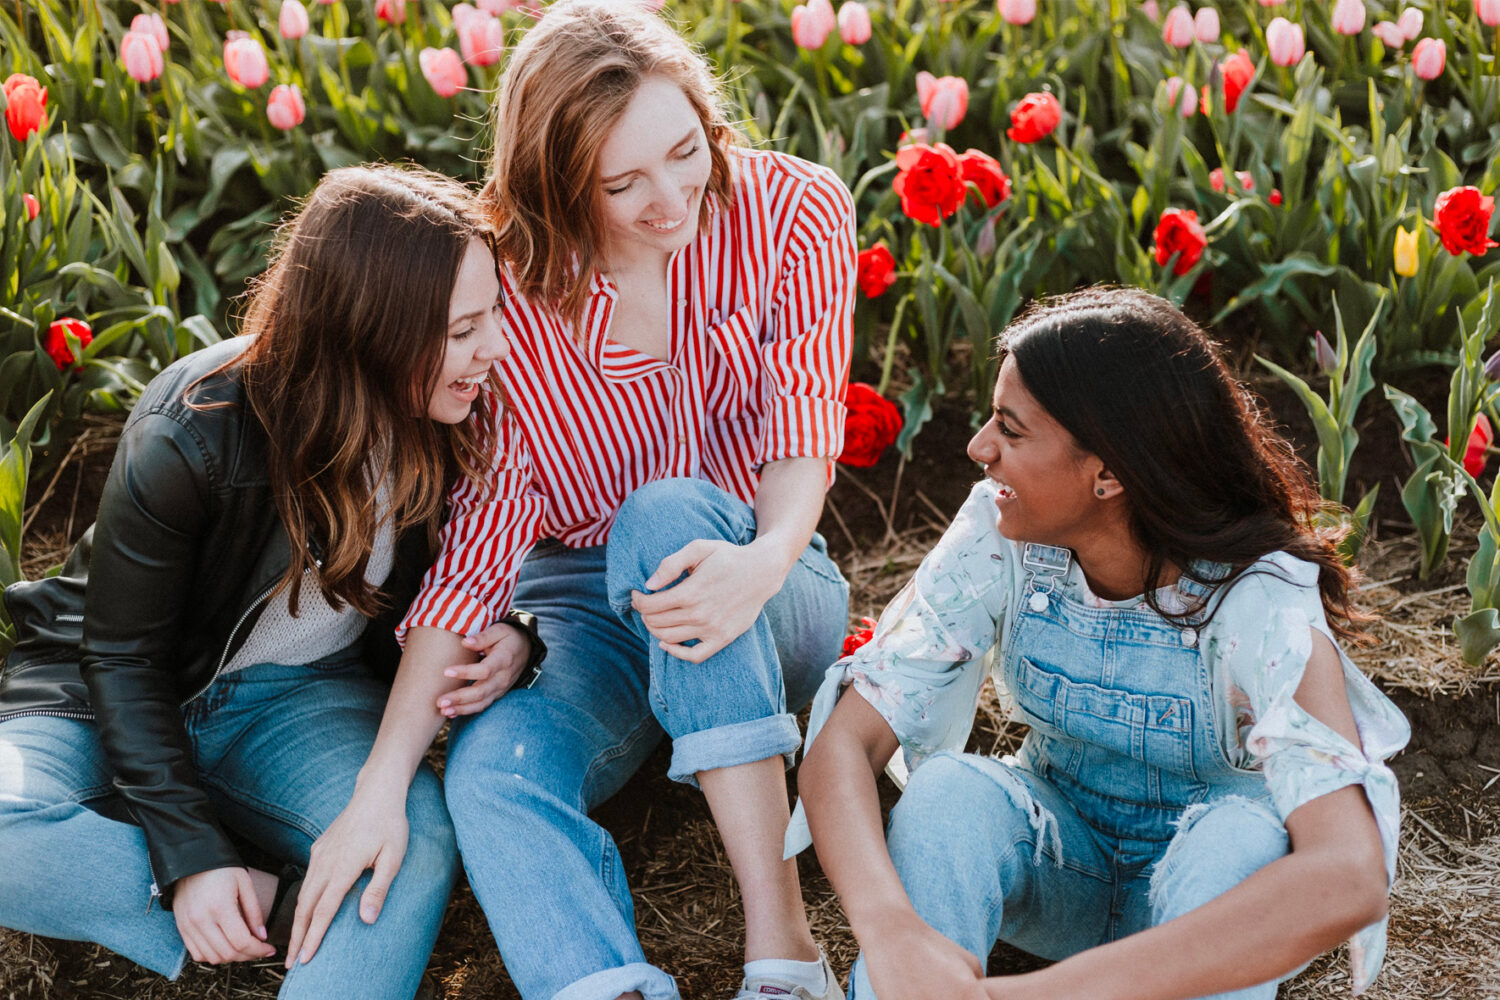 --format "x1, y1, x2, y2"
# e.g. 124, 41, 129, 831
850, 544, 1291, 1000
0, 647, 457, 998
444, 477, 850, 1000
